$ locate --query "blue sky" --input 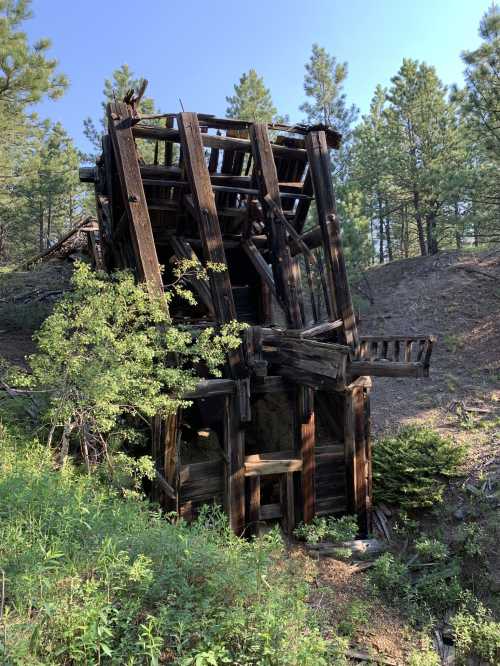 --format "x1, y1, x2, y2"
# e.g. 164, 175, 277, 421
27, 0, 489, 153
